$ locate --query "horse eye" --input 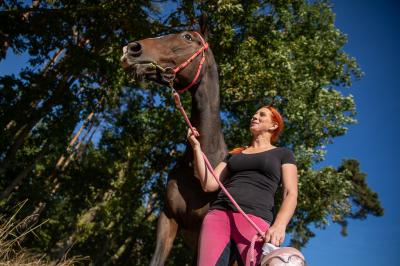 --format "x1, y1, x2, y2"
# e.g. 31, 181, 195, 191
183, 34, 193, 41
